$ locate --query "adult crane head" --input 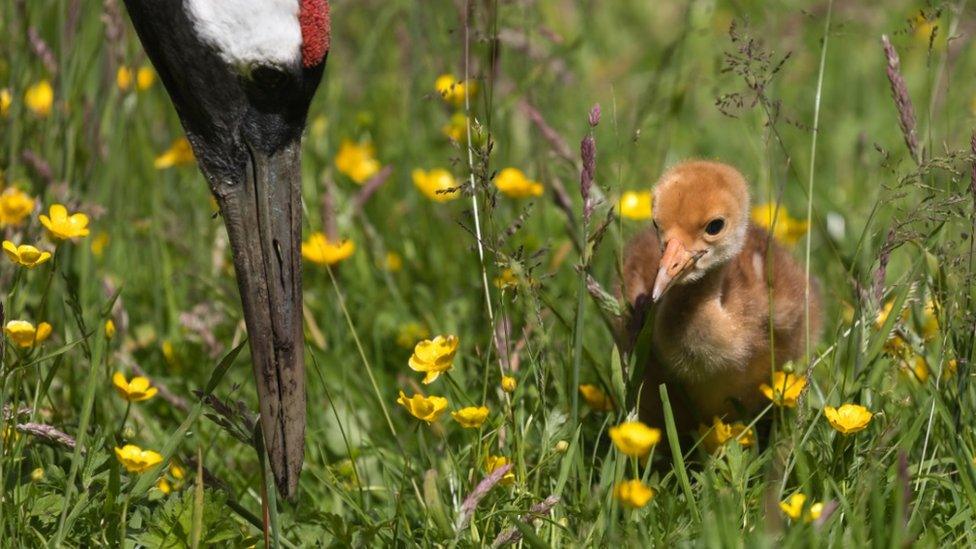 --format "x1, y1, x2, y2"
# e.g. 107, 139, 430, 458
122, 0, 331, 498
